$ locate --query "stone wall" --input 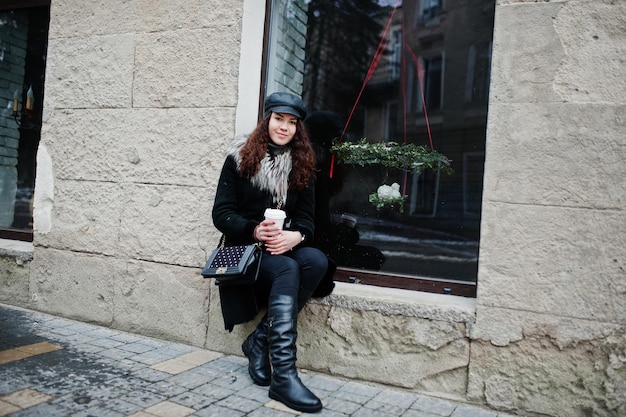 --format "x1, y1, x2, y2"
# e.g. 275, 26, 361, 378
28, 0, 245, 345
0, 0, 624, 416
469, 0, 625, 415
